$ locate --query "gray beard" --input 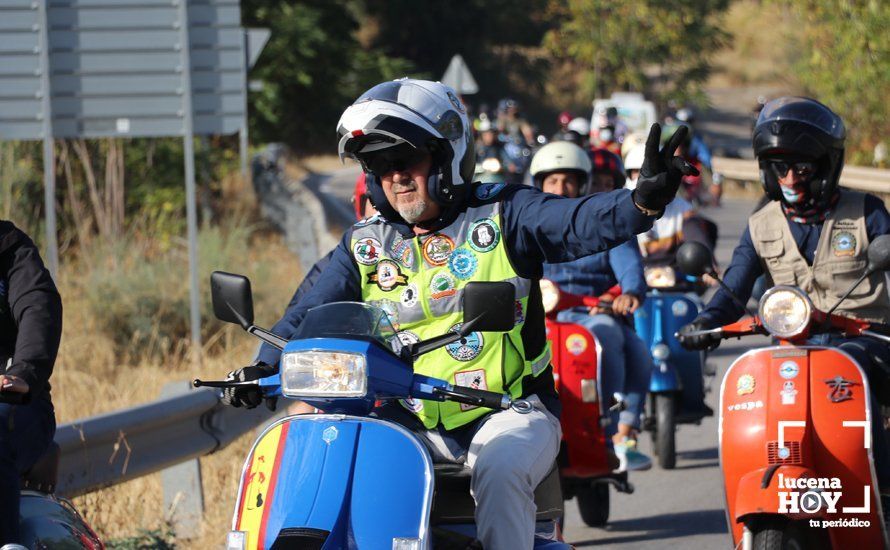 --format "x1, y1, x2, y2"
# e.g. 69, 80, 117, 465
397, 199, 428, 223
